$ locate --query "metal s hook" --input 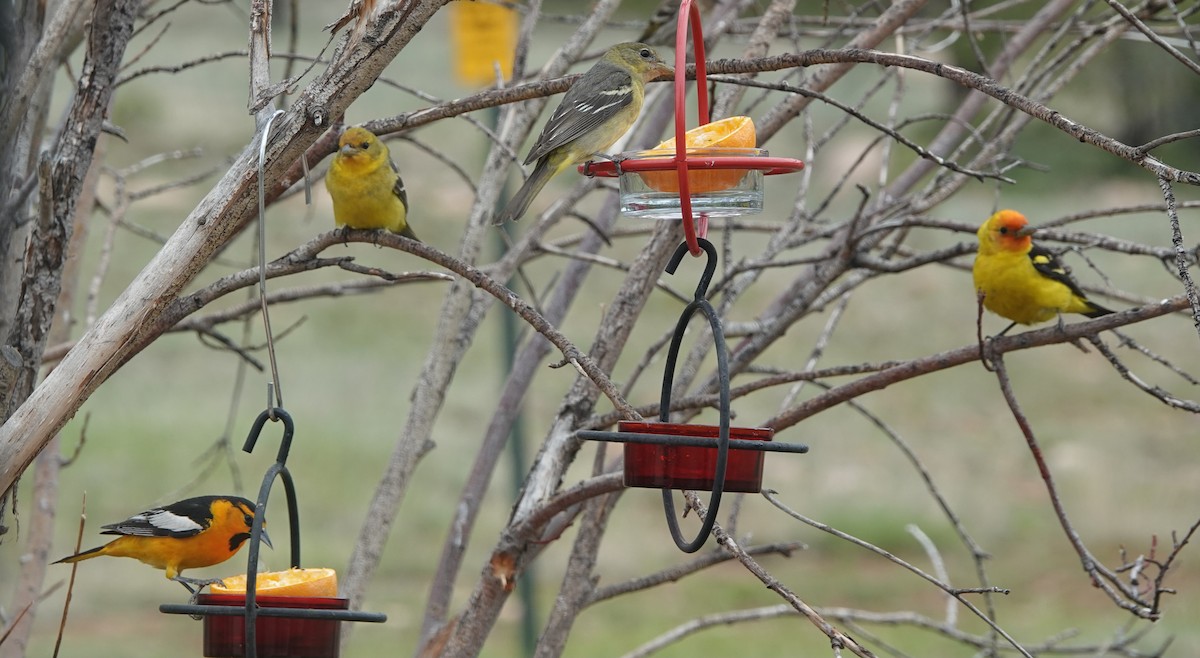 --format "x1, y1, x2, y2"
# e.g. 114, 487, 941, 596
242, 406, 295, 465
665, 237, 718, 301
240, 406, 299, 568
